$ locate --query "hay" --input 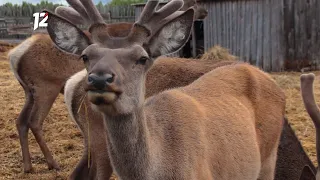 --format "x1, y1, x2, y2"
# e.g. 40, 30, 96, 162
0, 43, 318, 178
200, 45, 238, 62
0, 41, 15, 53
